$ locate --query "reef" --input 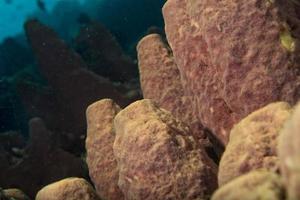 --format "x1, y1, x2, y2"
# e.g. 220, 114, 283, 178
35, 178, 99, 200
74, 20, 137, 82
137, 34, 203, 139
218, 102, 292, 186
163, 0, 300, 145
0, 118, 87, 198
113, 99, 217, 199
212, 170, 285, 200
86, 99, 124, 200
1, 189, 30, 200
19, 19, 140, 151
0, 0, 300, 199
278, 102, 300, 200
